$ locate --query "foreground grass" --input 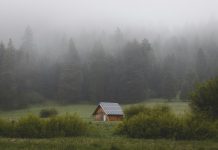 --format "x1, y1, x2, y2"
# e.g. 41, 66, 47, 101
0, 137, 218, 150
